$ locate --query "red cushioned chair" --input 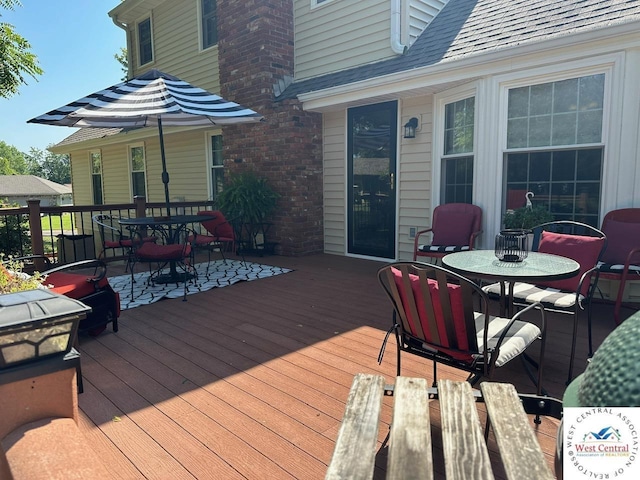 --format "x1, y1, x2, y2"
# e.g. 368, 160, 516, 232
130, 231, 195, 301
8, 256, 120, 336
482, 221, 607, 384
188, 210, 242, 266
413, 203, 483, 262
93, 214, 156, 272
377, 262, 547, 396
597, 208, 640, 325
